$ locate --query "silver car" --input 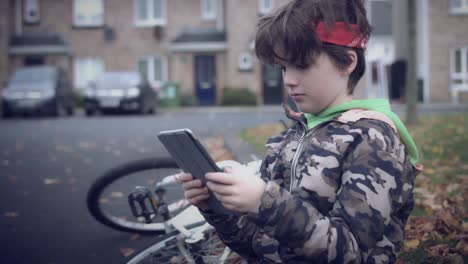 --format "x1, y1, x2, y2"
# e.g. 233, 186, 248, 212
1, 66, 75, 117
84, 72, 157, 116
